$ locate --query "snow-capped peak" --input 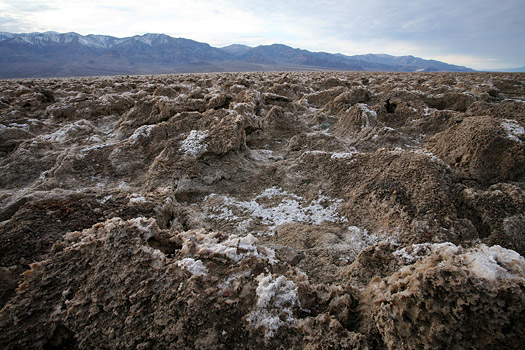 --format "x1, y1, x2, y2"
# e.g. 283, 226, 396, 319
0, 31, 120, 49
